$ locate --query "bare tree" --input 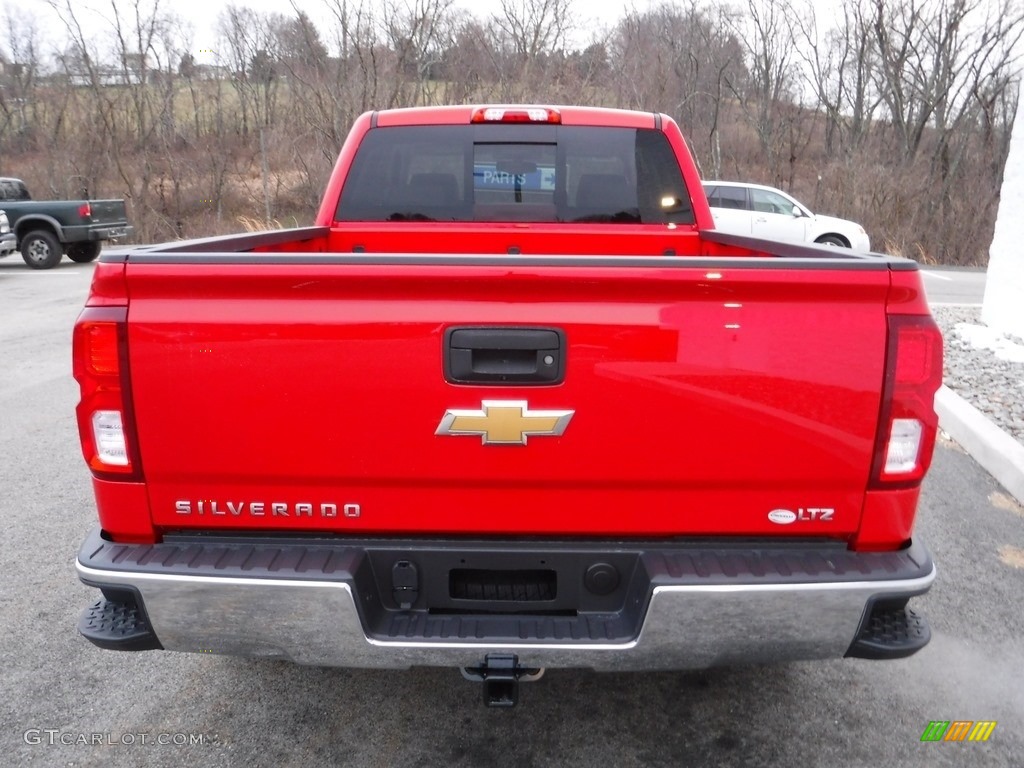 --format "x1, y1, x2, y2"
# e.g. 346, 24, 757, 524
791, 0, 881, 157
0, 6, 44, 151
382, 0, 456, 106
219, 5, 282, 134
487, 0, 575, 100
438, 15, 496, 103
495, 0, 572, 58
609, 3, 745, 177
726, 0, 798, 184
47, 0, 191, 240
